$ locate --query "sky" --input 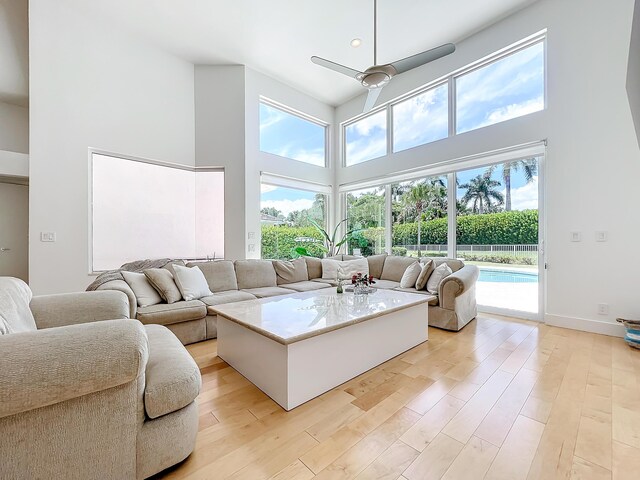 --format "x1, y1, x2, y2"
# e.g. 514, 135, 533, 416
260, 184, 317, 217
